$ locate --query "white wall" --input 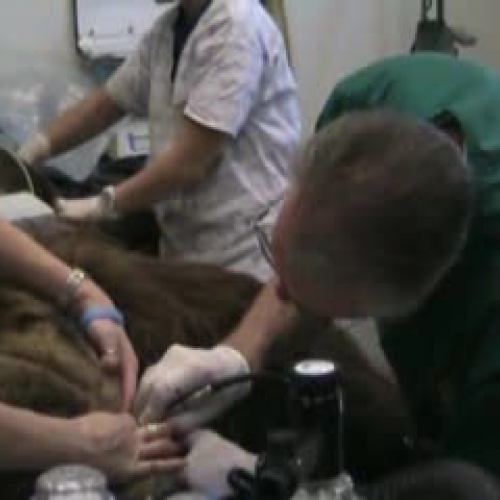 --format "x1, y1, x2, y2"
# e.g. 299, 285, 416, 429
0, 0, 89, 83
285, 0, 500, 134
285, 0, 406, 134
